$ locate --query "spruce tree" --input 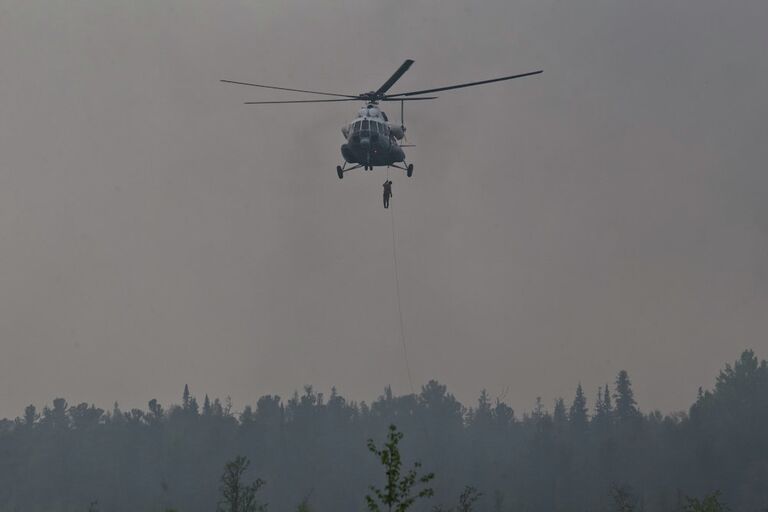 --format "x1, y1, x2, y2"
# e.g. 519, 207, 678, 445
213, 398, 224, 417
594, 387, 604, 418
568, 383, 588, 432
182, 385, 191, 411
189, 397, 200, 416
603, 384, 613, 415
203, 395, 212, 416
553, 398, 567, 432
593, 385, 612, 425
613, 370, 639, 422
